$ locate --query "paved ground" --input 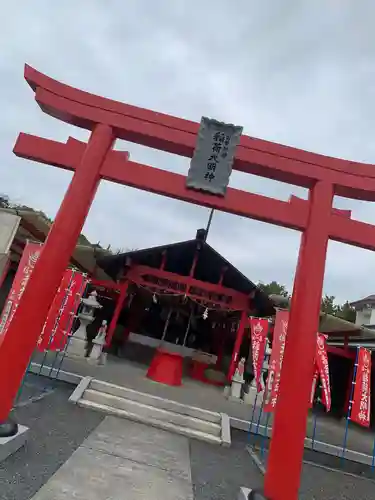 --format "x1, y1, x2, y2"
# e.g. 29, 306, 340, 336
2, 371, 375, 499
33, 352, 375, 455
31, 416, 195, 500
299, 462, 375, 500
246, 437, 375, 500
191, 431, 264, 500
1, 376, 104, 500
